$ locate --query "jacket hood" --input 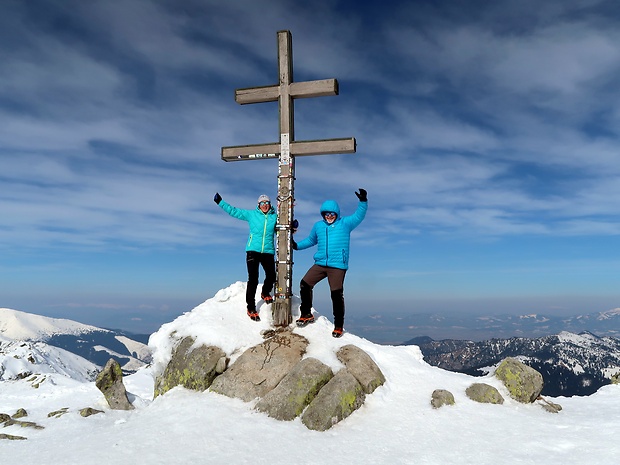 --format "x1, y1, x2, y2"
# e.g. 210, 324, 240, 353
320, 200, 340, 218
